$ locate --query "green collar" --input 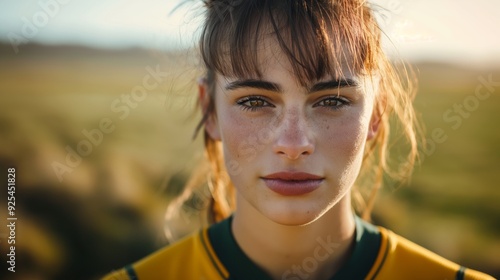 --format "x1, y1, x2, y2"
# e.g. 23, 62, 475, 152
207, 215, 381, 280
